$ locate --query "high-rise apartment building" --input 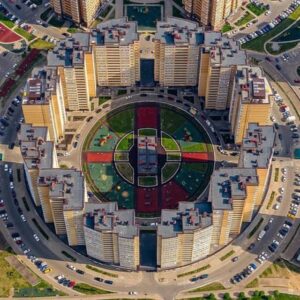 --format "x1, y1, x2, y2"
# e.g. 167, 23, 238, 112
154, 18, 203, 87
48, 33, 96, 111
50, 0, 101, 27
37, 169, 87, 246
198, 33, 246, 110
22, 68, 66, 142
157, 202, 213, 269
229, 66, 273, 144
239, 124, 276, 207
210, 168, 259, 246
83, 203, 140, 270
183, 0, 242, 30
18, 124, 58, 207
91, 18, 140, 87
